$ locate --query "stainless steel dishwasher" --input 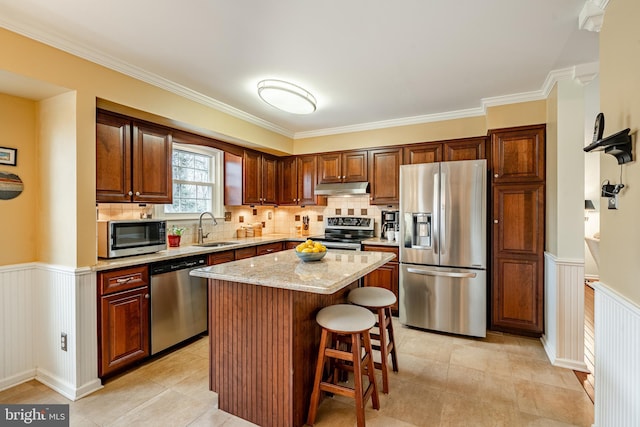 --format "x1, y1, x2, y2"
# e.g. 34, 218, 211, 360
149, 255, 208, 355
